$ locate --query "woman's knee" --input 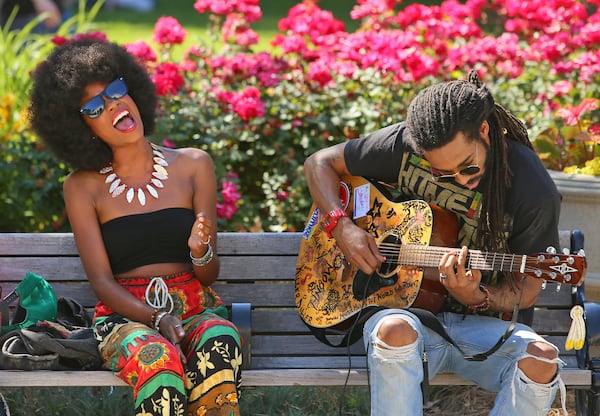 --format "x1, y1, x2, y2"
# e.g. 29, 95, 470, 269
518, 341, 559, 383
376, 316, 418, 347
